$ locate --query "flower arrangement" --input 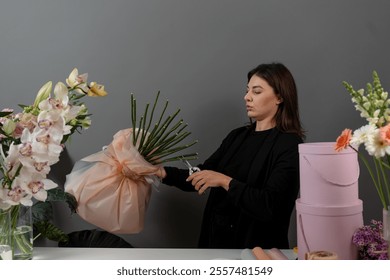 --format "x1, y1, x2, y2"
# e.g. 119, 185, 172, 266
352, 219, 388, 260
335, 71, 390, 210
130, 91, 198, 164
63, 90, 198, 234
0, 68, 107, 249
